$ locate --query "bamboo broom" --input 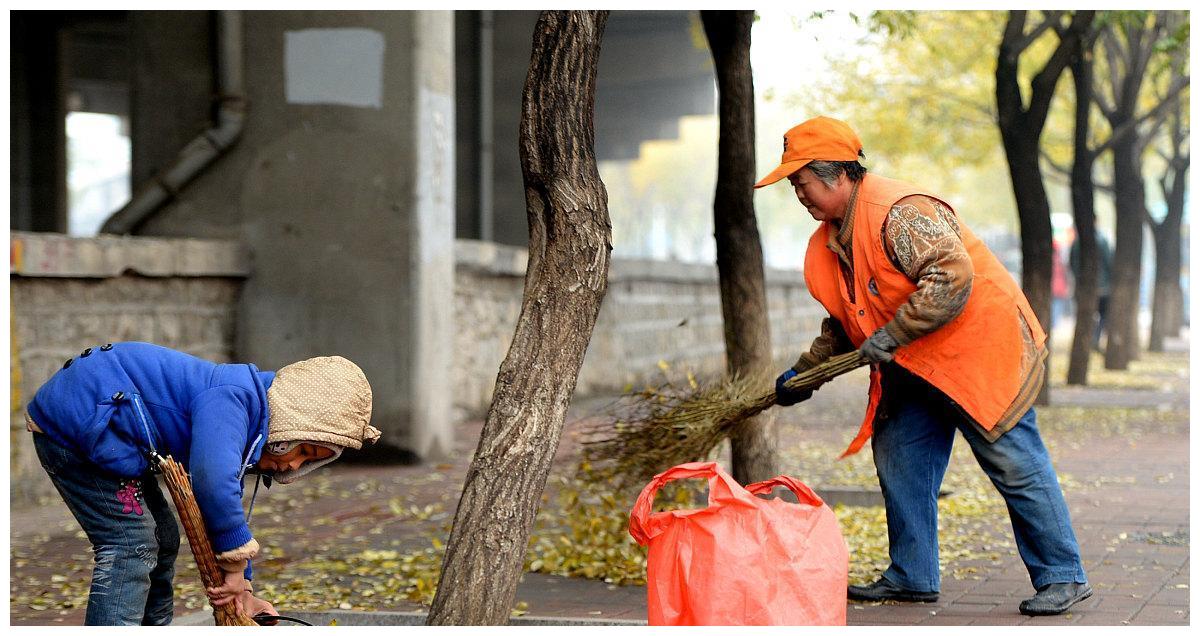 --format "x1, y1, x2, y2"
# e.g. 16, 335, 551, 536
581, 351, 869, 490
154, 453, 257, 626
